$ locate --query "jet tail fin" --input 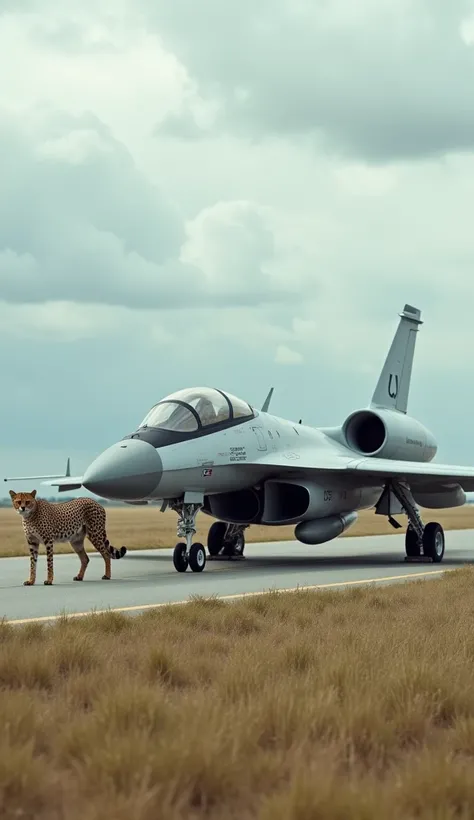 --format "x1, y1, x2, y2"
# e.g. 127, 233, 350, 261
370, 304, 423, 414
